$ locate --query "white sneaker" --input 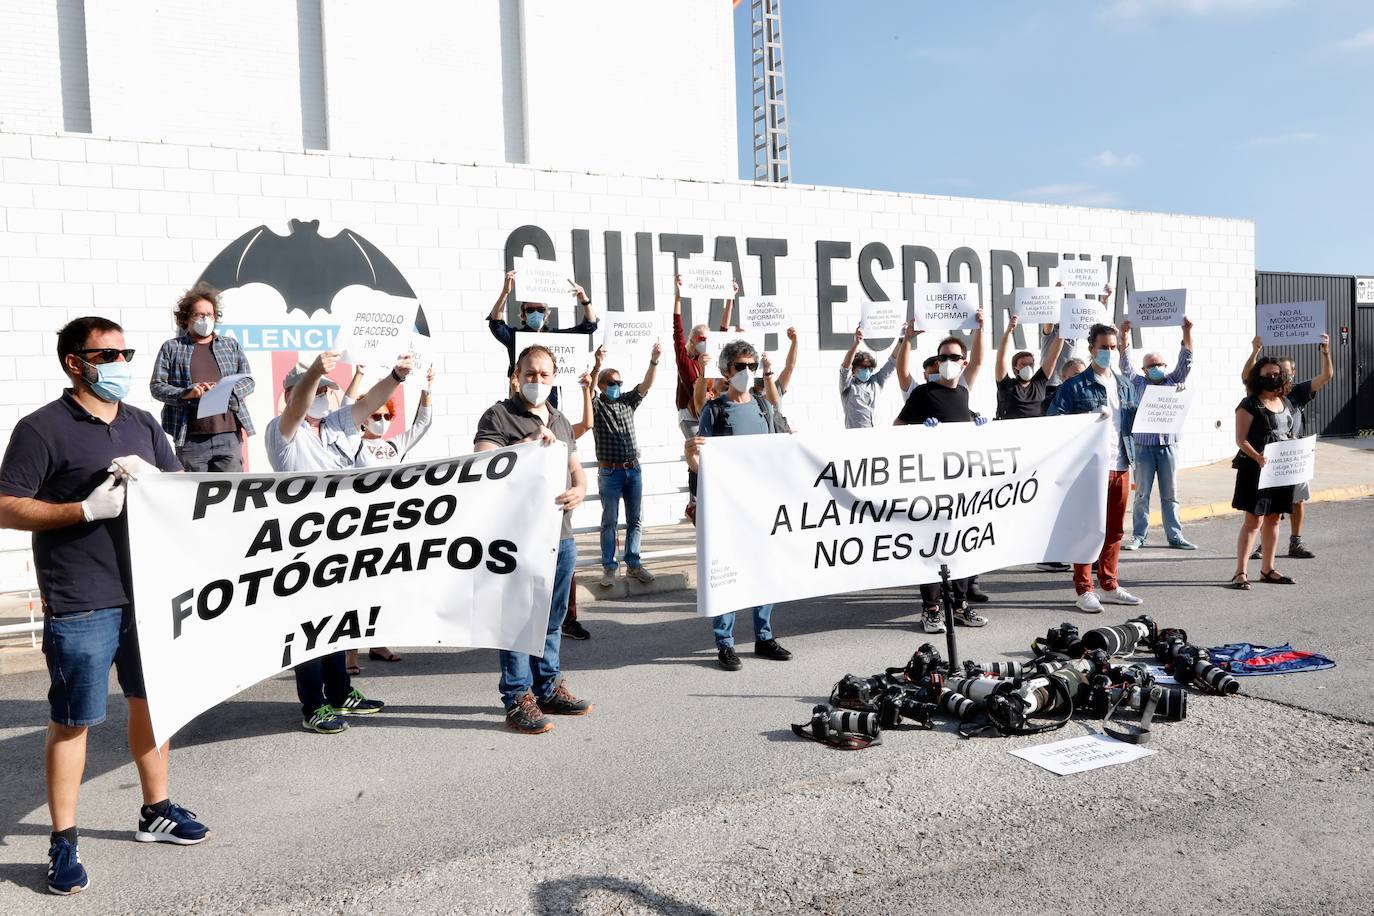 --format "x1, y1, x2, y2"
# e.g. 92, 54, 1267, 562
598, 568, 616, 588
921, 608, 946, 633
1075, 592, 1103, 614
1102, 587, 1143, 606
1121, 536, 1144, 551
